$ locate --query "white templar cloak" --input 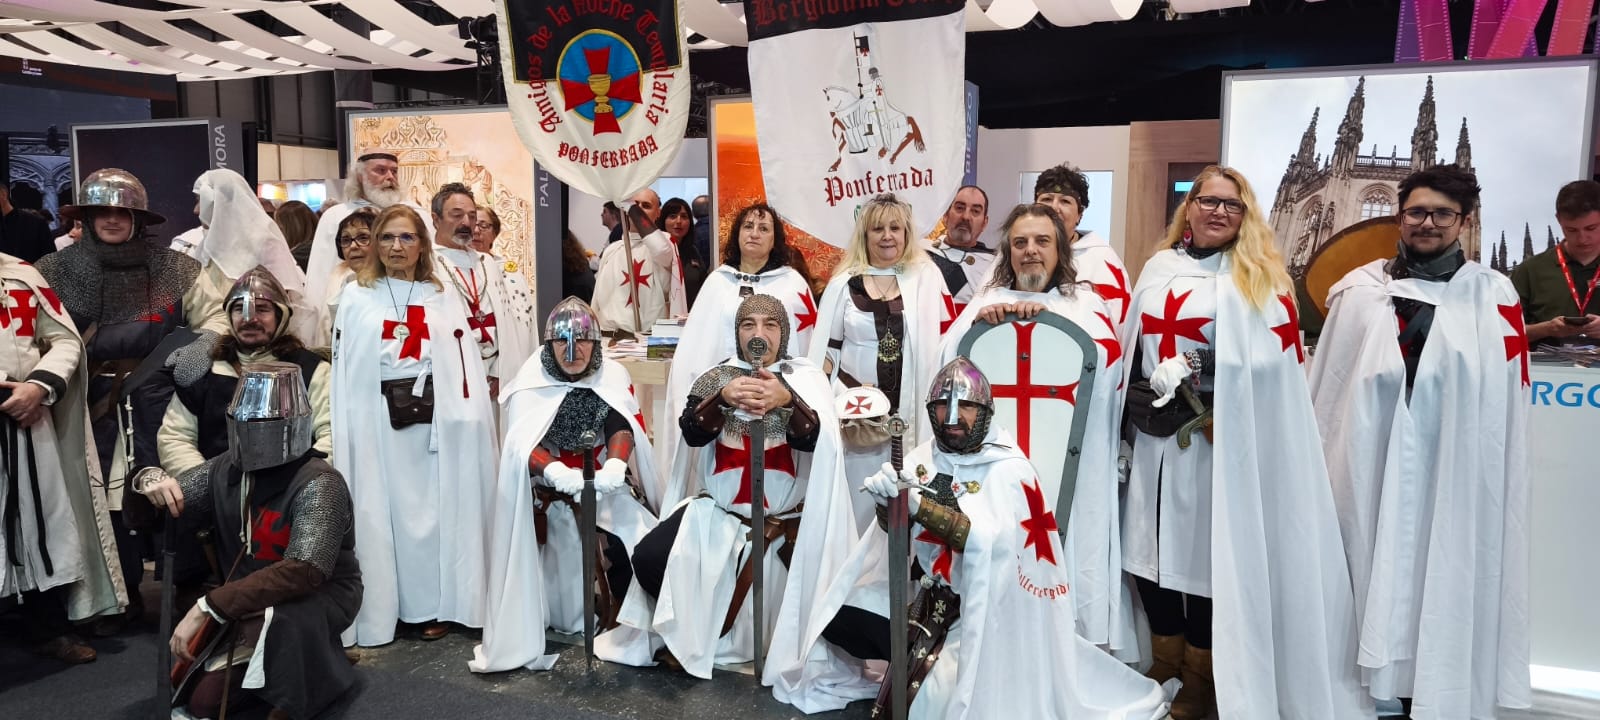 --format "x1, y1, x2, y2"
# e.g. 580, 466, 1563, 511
808, 262, 949, 530
597, 357, 857, 684
1308, 259, 1530, 719
939, 283, 1134, 659
0, 257, 126, 620
304, 200, 433, 344
1073, 231, 1133, 326
592, 229, 680, 334
774, 425, 1169, 718
331, 276, 498, 647
656, 265, 818, 510
435, 246, 539, 383
1120, 249, 1369, 719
